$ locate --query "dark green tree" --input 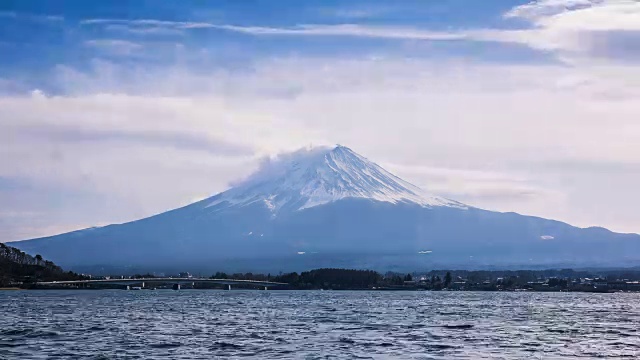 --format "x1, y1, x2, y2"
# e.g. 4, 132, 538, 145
212, 272, 228, 279
444, 272, 452, 287
35, 254, 43, 266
